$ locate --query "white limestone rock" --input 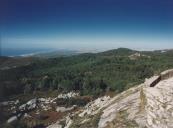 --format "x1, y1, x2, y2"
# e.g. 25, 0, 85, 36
78, 96, 111, 117
19, 98, 37, 111
7, 116, 18, 123
56, 106, 76, 112
58, 92, 79, 99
